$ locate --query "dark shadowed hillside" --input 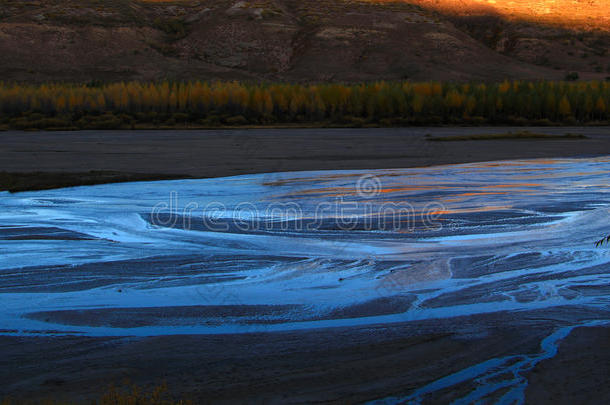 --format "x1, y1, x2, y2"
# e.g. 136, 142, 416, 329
0, 0, 608, 82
